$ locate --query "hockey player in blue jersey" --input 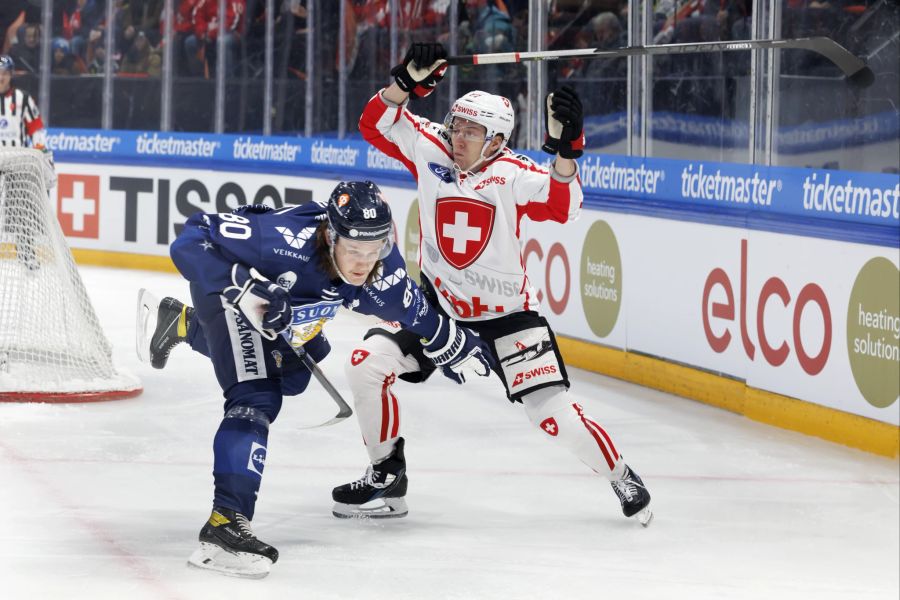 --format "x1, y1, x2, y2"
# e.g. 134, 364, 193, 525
136, 180, 494, 578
